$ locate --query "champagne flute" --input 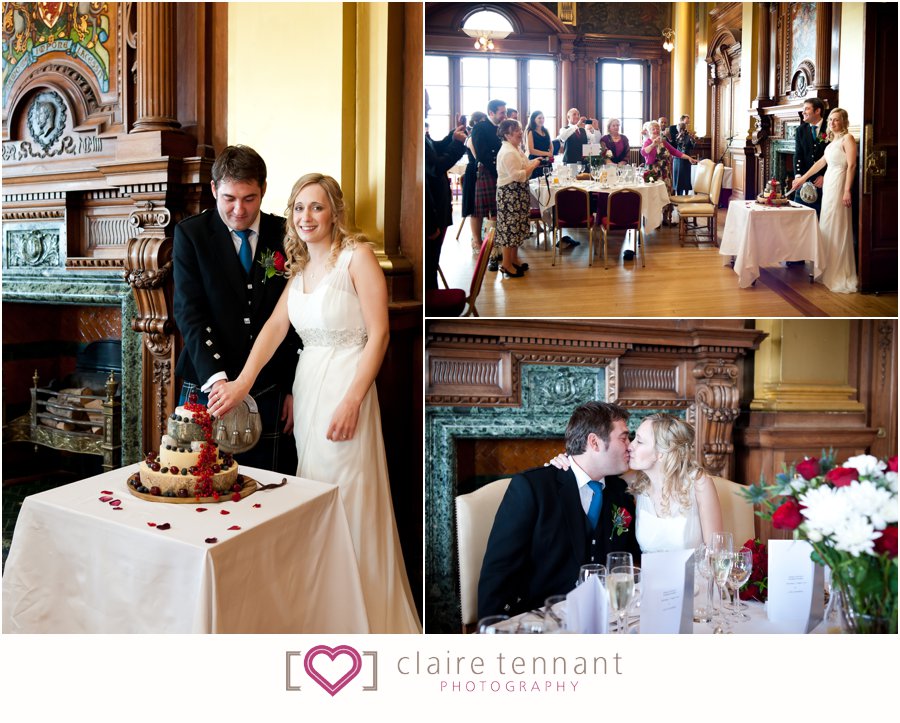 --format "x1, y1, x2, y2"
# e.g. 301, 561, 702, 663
693, 543, 713, 623
709, 532, 733, 631
608, 565, 635, 634
577, 563, 606, 587
726, 547, 753, 621
606, 552, 633, 571
627, 567, 642, 632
